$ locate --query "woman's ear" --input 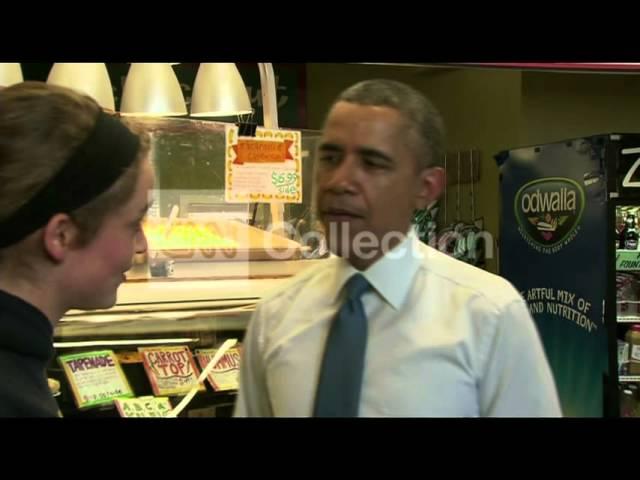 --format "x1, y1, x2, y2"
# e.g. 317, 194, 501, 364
42, 213, 80, 262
